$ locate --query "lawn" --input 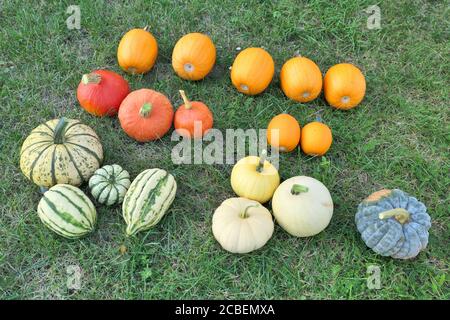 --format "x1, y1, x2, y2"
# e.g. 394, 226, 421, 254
0, 0, 448, 299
